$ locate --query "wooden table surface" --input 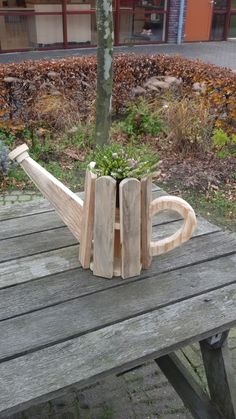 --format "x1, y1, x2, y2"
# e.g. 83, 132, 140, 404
0, 186, 236, 418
